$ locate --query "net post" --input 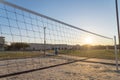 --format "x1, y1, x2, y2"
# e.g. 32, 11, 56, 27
44, 27, 46, 56
114, 36, 119, 71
